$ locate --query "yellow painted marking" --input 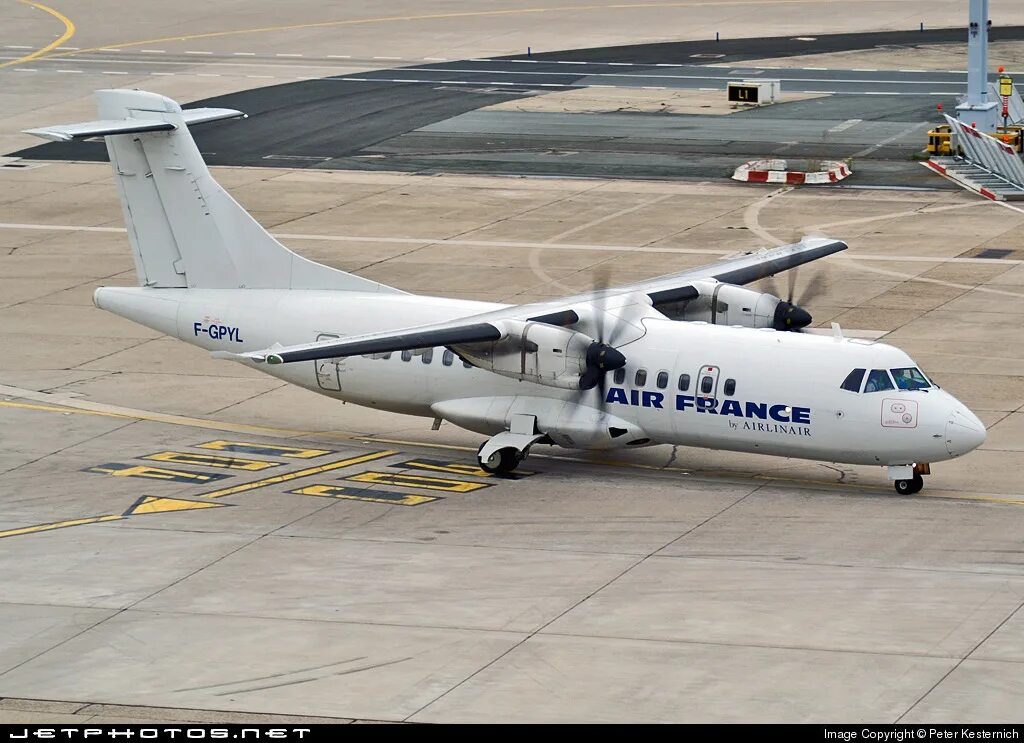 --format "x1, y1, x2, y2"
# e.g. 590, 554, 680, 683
0, 514, 122, 539
290, 484, 438, 506
0, 0, 75, 69
86, 464, 230, 484
0, 400, 130, 419
398, 458, 533, 478
346, 471, 491, 493
199, 450, 396, 499
124, 495, 229, 516
197, 440, 331, 459
144, 451, 280, 471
